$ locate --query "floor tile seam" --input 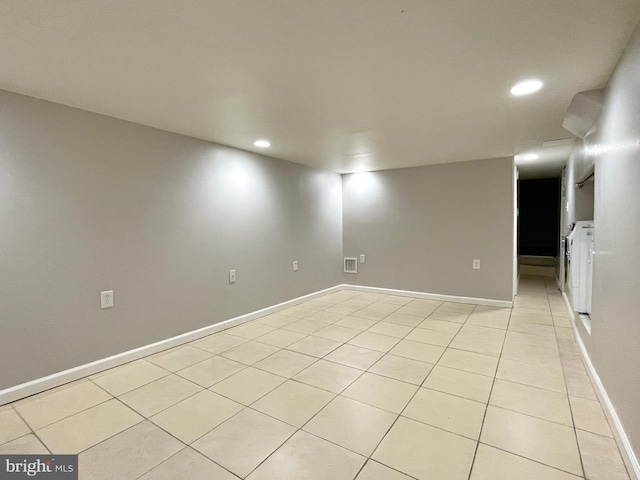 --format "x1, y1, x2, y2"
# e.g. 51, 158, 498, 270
476, 442, 585, 479
205, 370, 288, 406
497, 354, 565, 376
118, 377, 207, 420
416, 384, 490, 406
92, 365, 175, 395
432, 359, 497, 379
485, 399, 575, 428
291, 362, 367, 396
21, 390, 116, 434
172, 357, 249, 384
574, 426, 615, 440
6, 405, 52, 455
